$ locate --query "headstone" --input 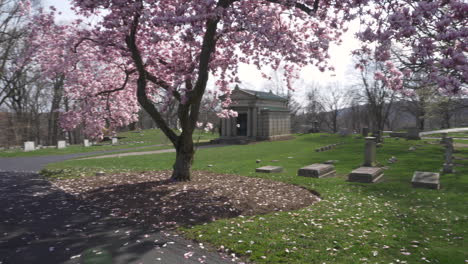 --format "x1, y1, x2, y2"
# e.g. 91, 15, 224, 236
111, 137, 118, 145
443, 137, 454, 173
389, 132, 407, 138
24, 141, 35, 152
407, 127, 421, 140
439, 132, 448, 144
83, 139, 91, 147
256, 159, 261, 163
372, 130, 383, 143
323, 160, 339, 164
256, 166, 283, 173
348, 167, 384, 183
411, 171, 440, 189
339, 128, 350, 137
57, 140, 67, 149
362, 127, 369, 137
298, 164, 336, 178
408, 146, 416, 151
312, 121, 319, 133
95, 171, 106, 176
364, 137, 377, 167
